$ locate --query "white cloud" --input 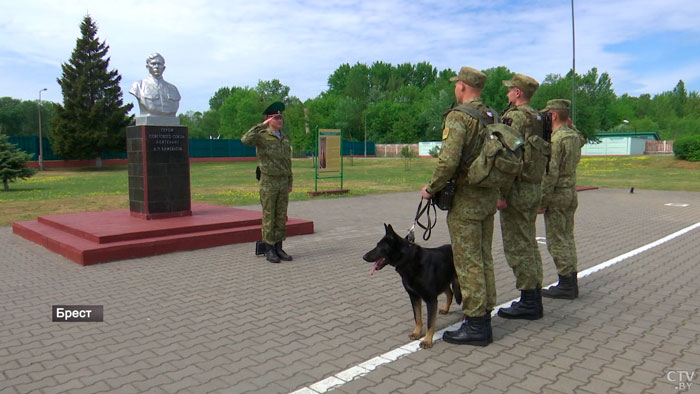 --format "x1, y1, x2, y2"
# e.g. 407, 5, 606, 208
2, 0, 700, 113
